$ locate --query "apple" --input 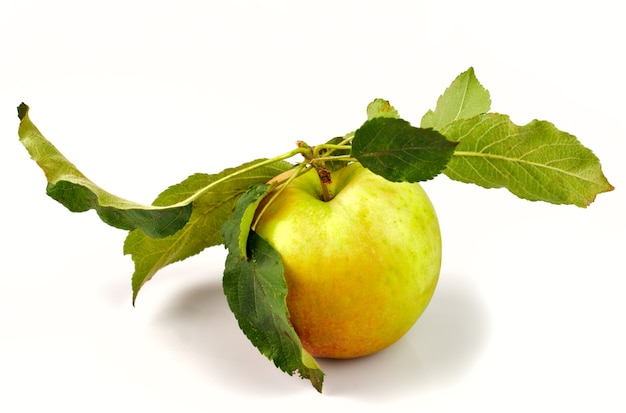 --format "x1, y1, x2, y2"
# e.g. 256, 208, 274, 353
254, 162, 442, 359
